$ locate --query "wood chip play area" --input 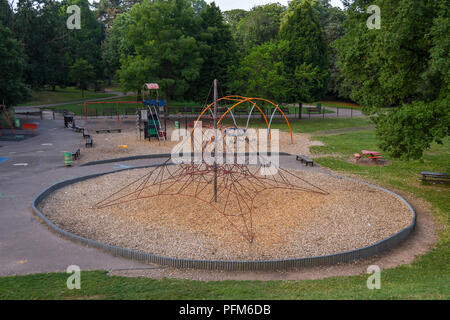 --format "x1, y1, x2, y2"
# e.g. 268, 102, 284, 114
38, 166, 413, 261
